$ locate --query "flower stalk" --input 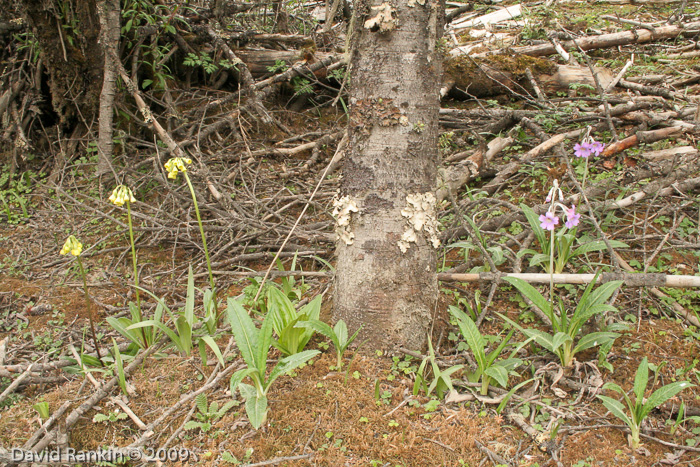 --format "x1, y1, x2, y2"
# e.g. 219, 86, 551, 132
61, 236, 103, 365
109, 185, 148, 348
165, 157, 218, 317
